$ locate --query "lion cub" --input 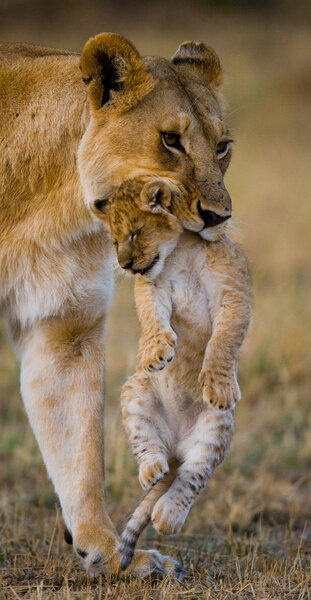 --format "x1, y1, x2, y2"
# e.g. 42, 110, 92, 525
99, 178, 251, 569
